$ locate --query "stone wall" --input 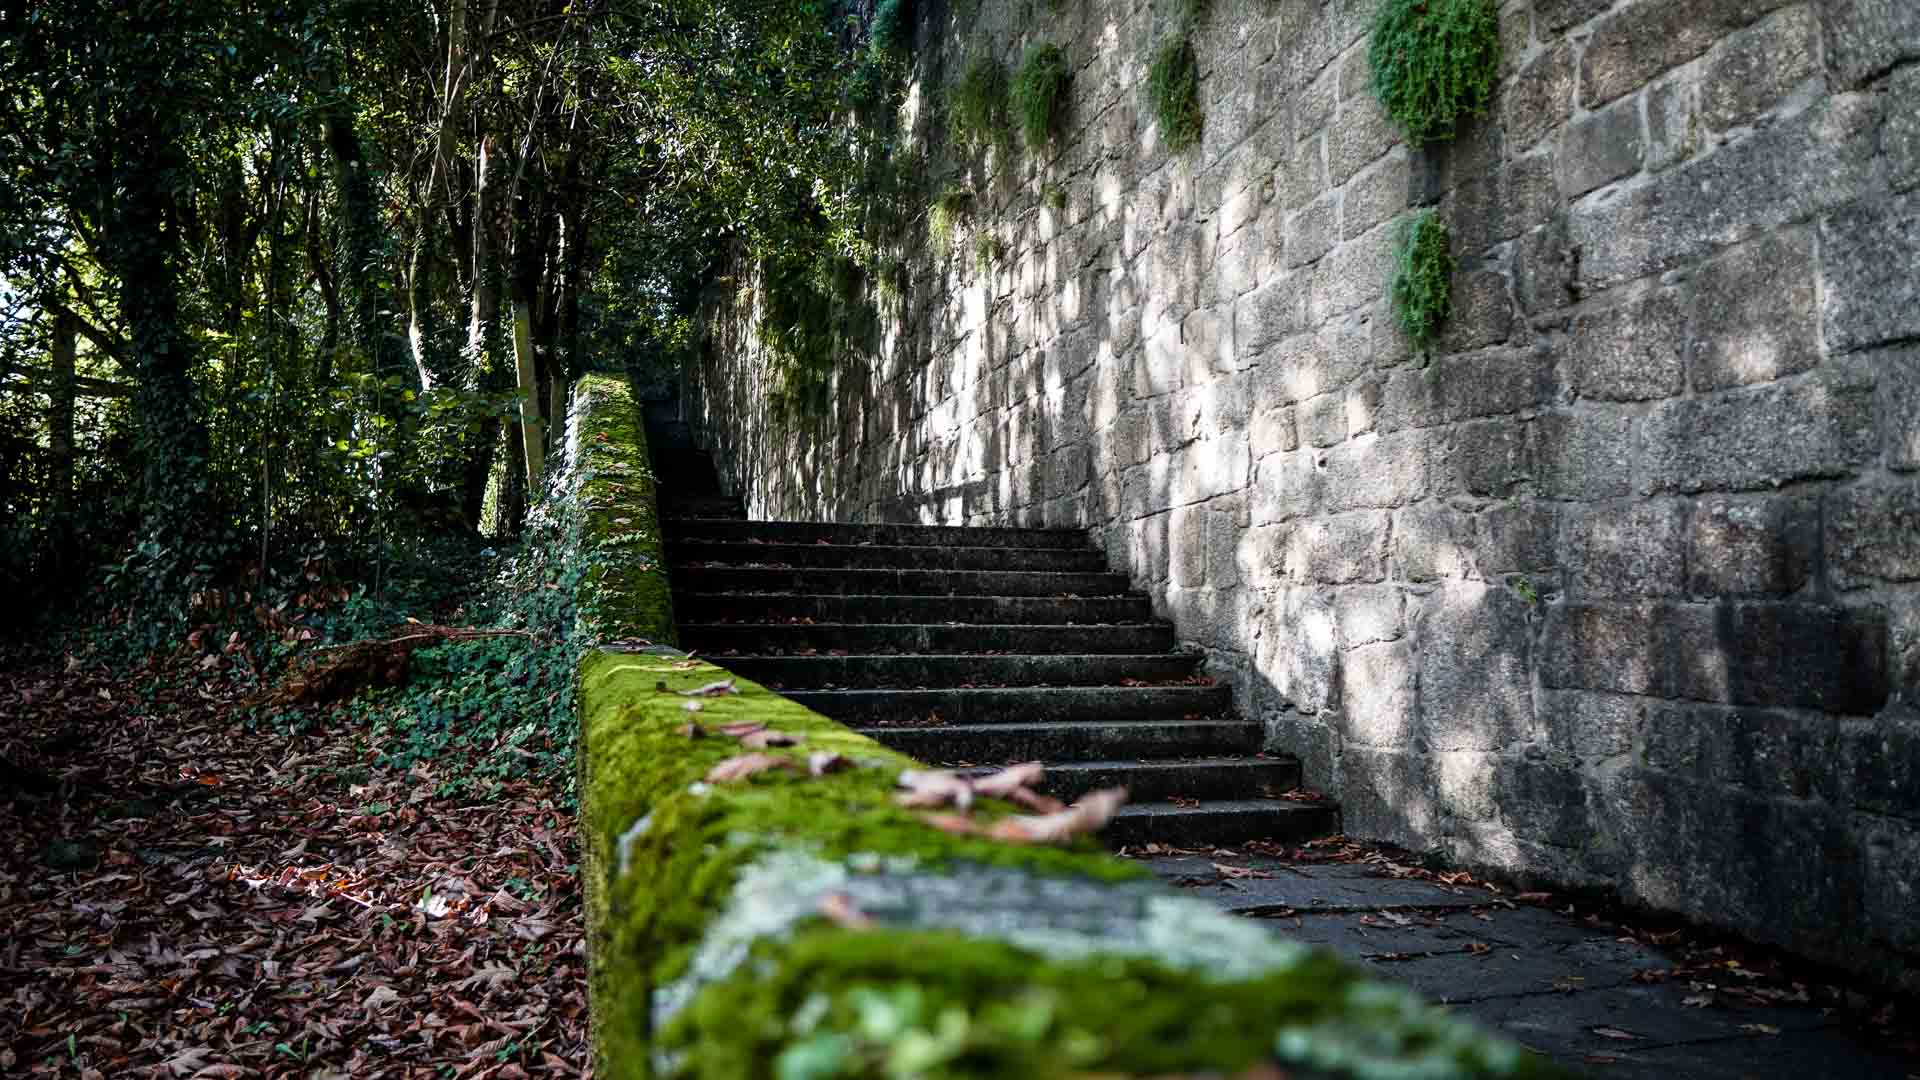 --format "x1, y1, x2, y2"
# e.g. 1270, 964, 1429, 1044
686, 0, 1920, 986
